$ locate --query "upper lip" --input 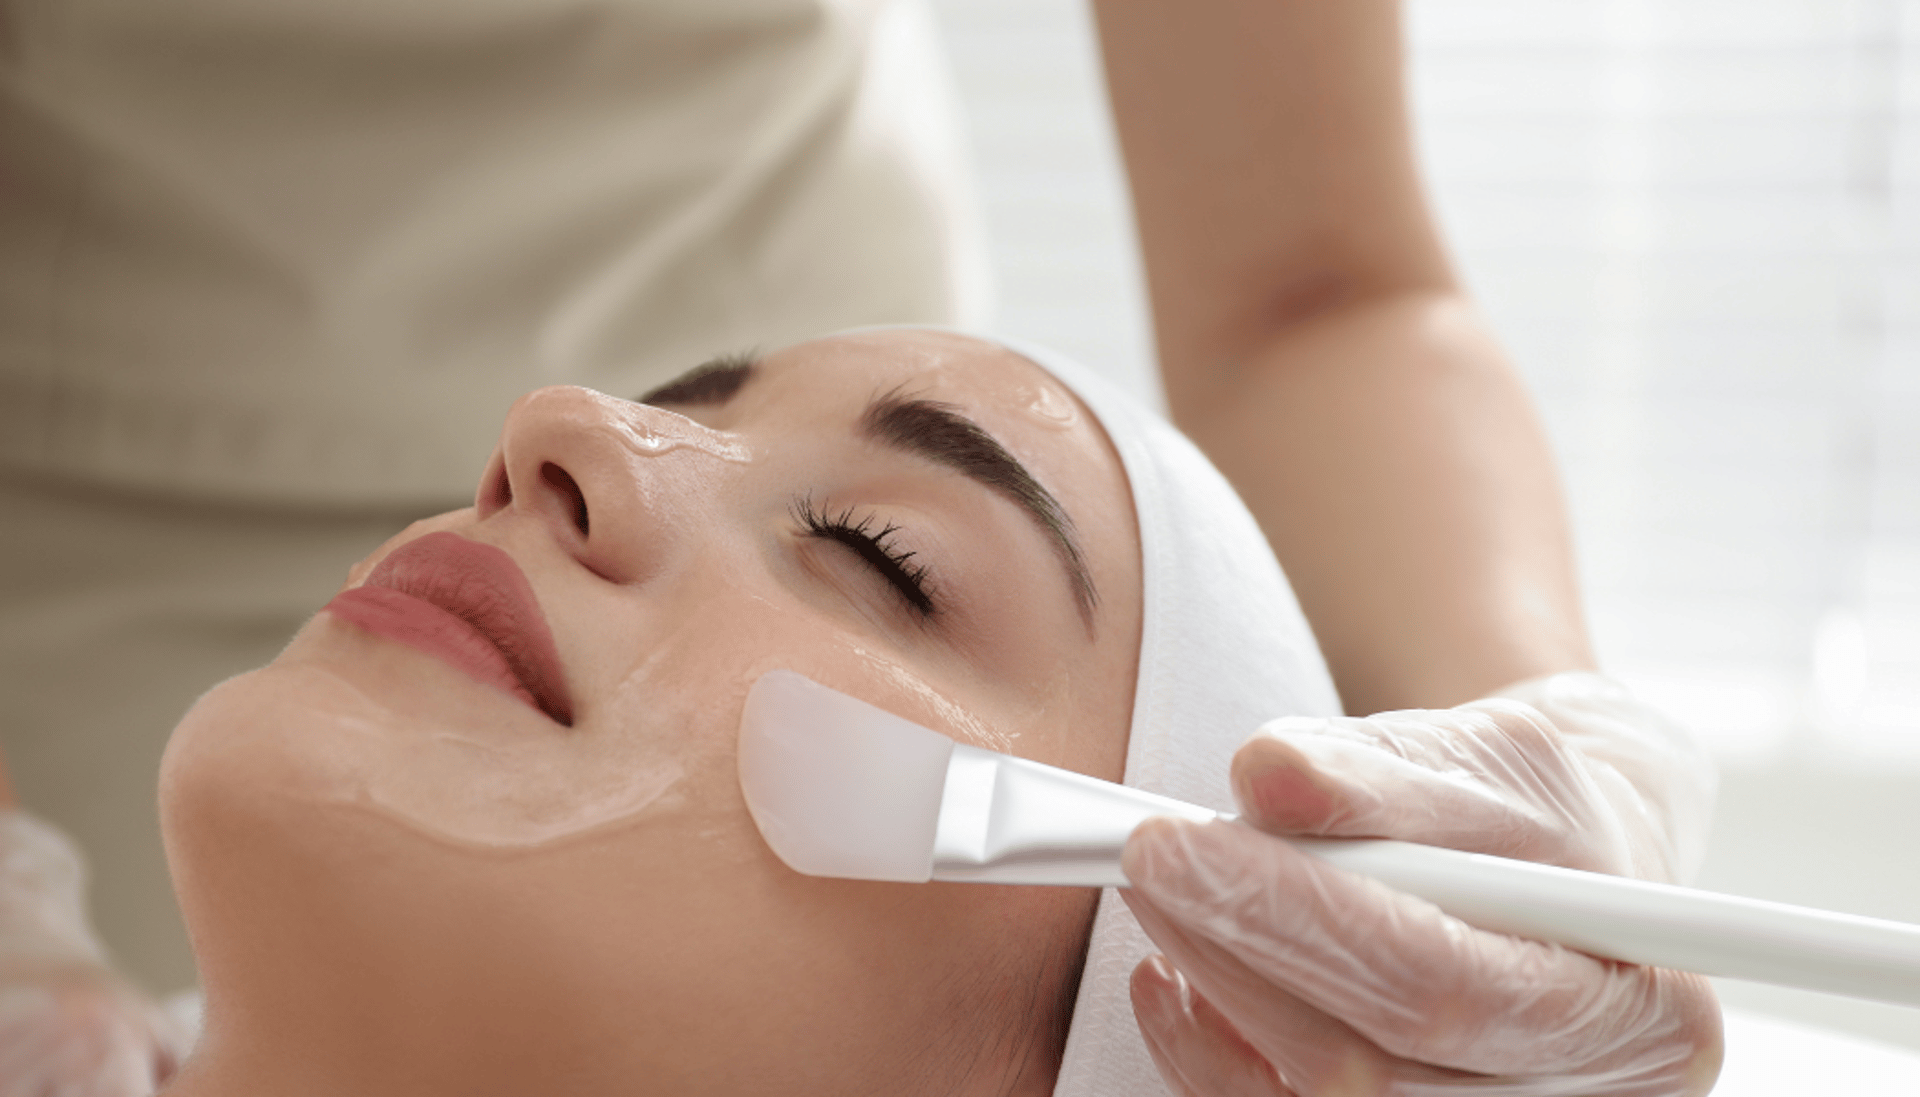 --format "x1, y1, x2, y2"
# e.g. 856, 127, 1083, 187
363, 532, 576, 725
